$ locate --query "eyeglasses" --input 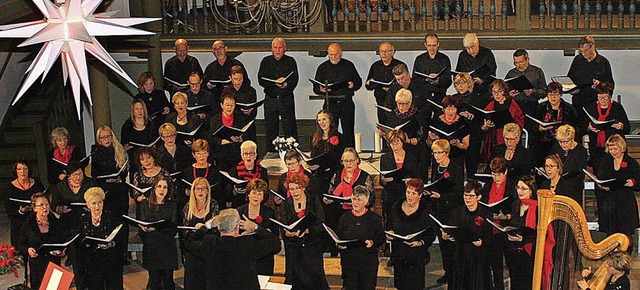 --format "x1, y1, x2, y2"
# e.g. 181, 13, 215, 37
351, 197, 367, 202
544, 164, 558, 169
491, 89, 504, 94
242, 152, 256, 156
161, 134, 177, 139
194, 152, 209, 157
558, 139, 571, 145
194, 186, 208, 192
516, 186, 530, 191
504, 137, 519, 142
597, 95, 611, 100
396, 101, 410, 106
454, 80, 468, 85
99, 135, 112, 140
463, 194, 477, 198
342, 159, 358, 164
